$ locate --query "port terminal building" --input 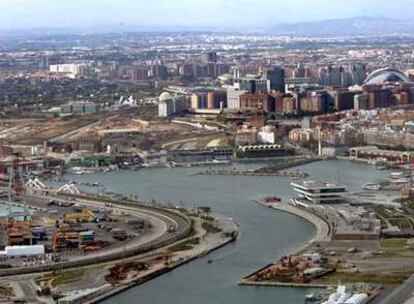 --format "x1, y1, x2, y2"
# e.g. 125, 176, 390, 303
291, 181, 347, 204
349, 146, 412, 164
